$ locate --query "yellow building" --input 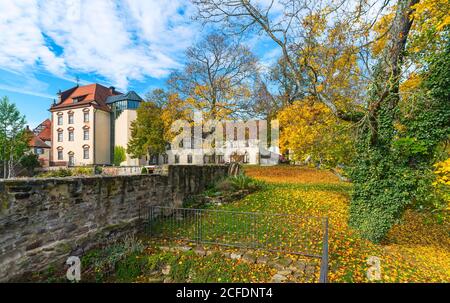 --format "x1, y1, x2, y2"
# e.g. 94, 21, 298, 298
49, 83, 143, 167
